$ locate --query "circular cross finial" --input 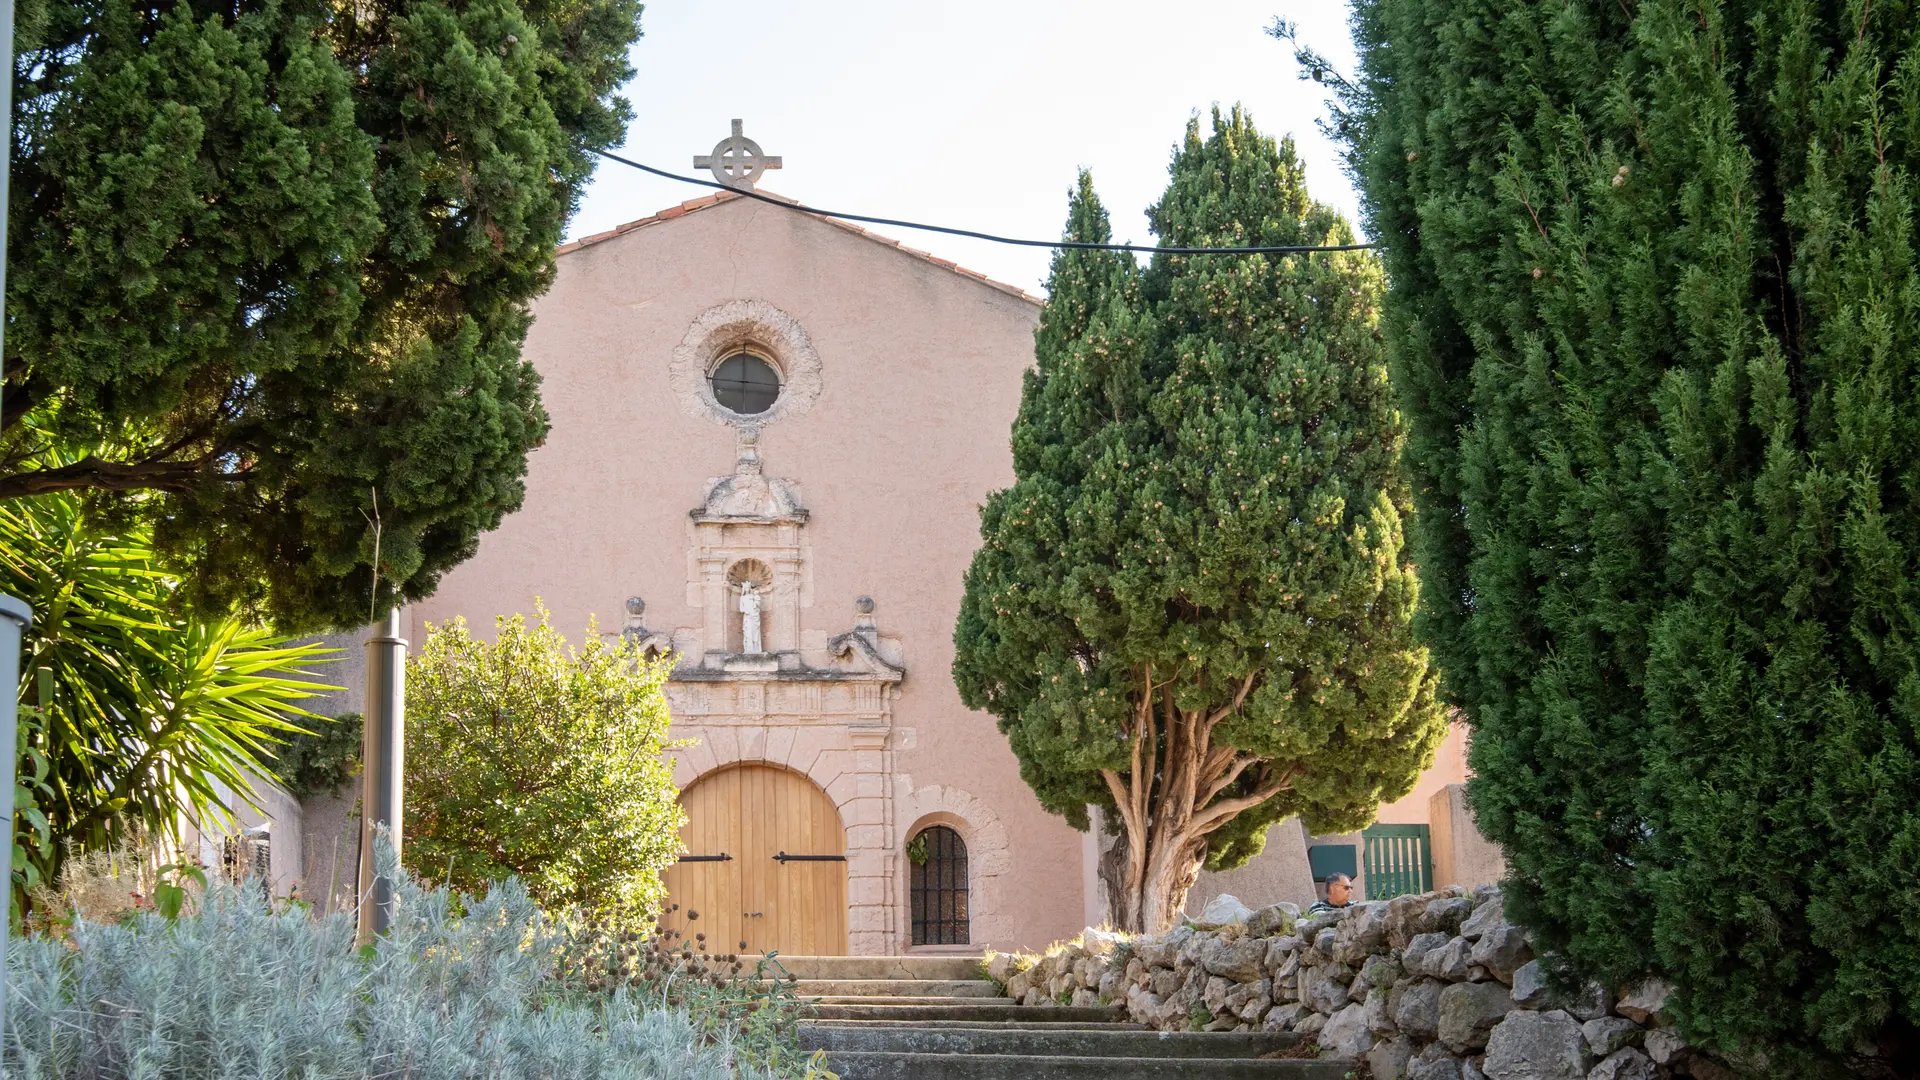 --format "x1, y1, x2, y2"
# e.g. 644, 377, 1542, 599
694, 119, 783, 191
